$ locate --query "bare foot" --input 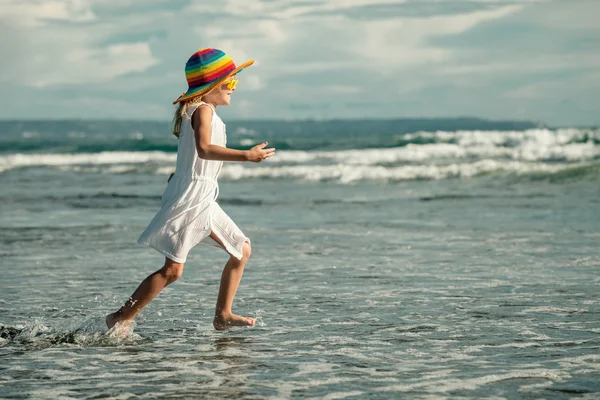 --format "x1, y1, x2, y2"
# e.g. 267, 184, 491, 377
105, 312, 120, 330
213, 312, 255, 331
105, 313, 133, 339
106, 312, 133, 330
